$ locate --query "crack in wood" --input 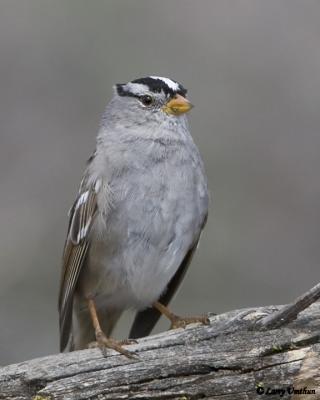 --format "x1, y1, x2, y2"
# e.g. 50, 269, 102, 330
1, 304, 319, 399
